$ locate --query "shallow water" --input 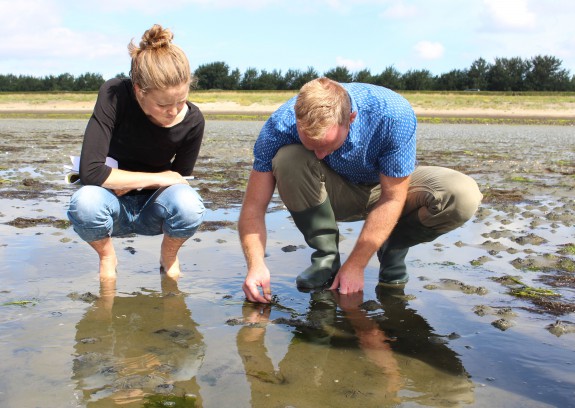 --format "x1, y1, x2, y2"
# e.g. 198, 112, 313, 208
0, 120, 574, 407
